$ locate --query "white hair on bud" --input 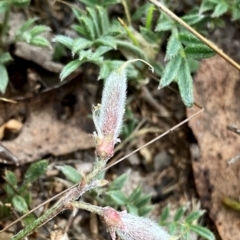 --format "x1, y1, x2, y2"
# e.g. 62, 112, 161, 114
117, 211, 171, 240
98, 69, 127, 143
